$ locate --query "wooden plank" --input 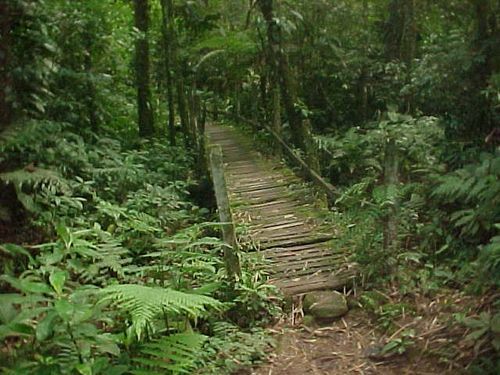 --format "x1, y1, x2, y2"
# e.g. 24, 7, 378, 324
252, 221, 305, 231
258, 234, 334, 249
264, 248, 338, 261
206, 123, 356, 295
268, 256, 343, 272
272, 268, 357, 295
232, 115, 339, 199
231, 183, 292, 194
